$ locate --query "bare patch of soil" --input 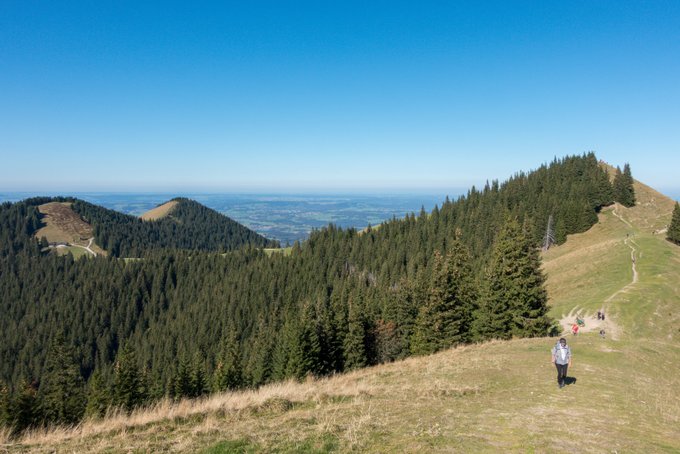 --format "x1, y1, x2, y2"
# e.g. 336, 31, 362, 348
36, 202, 93, 244
559, 306, 620, 340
